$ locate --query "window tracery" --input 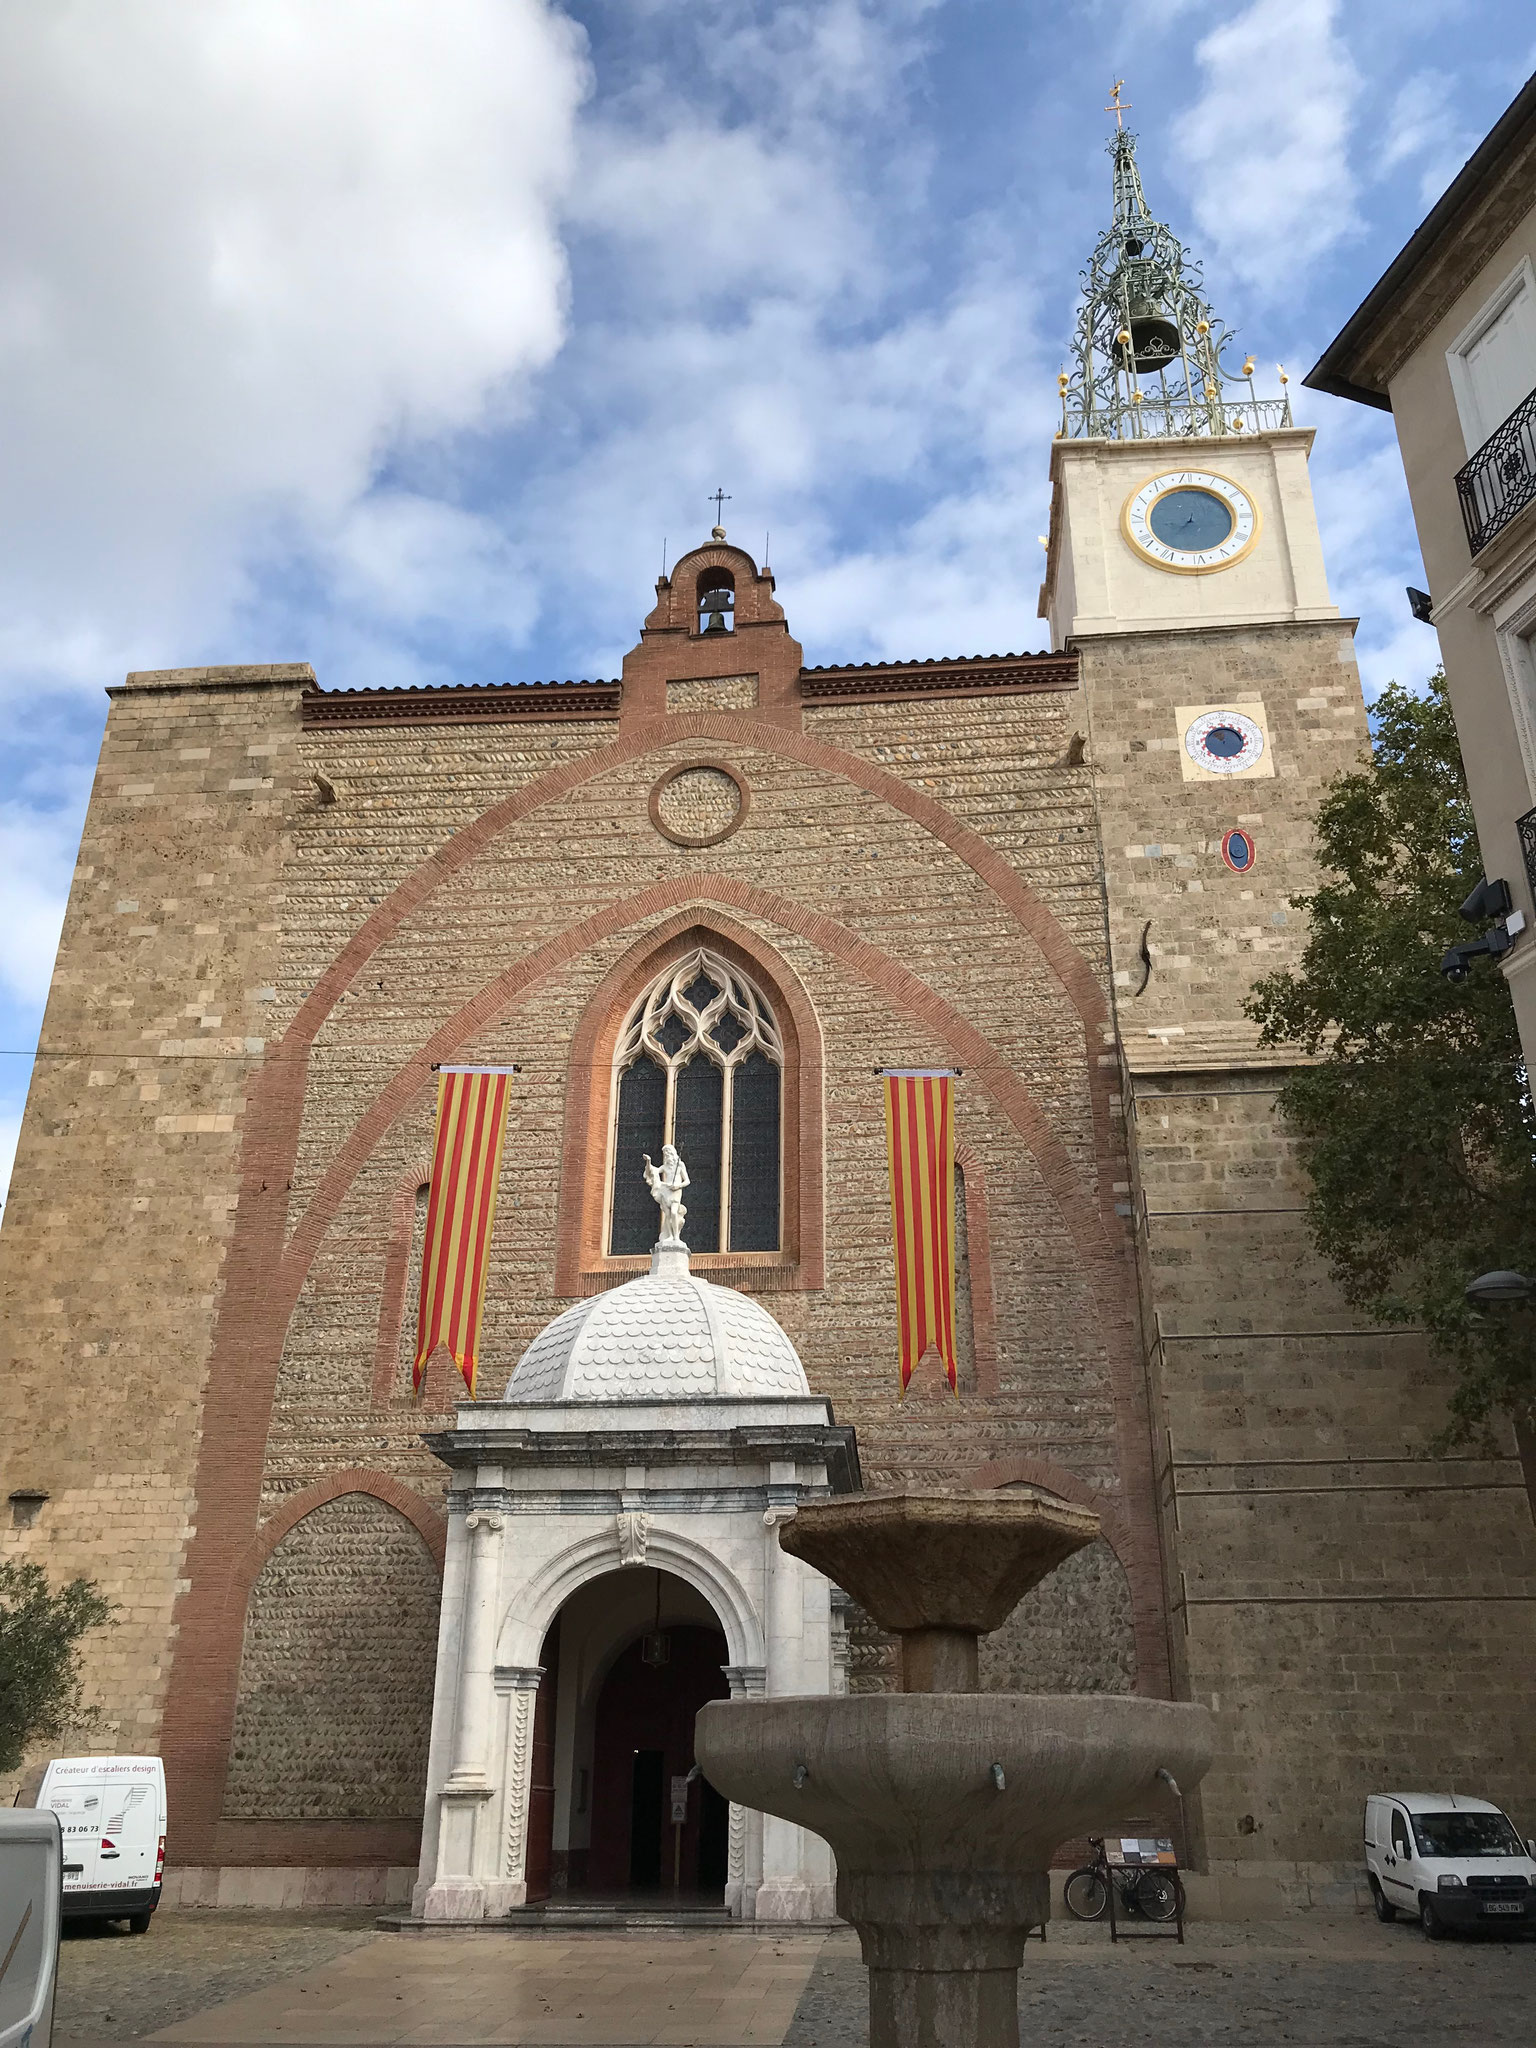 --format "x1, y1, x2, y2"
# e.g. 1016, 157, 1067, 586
609, 947, 783, 1255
